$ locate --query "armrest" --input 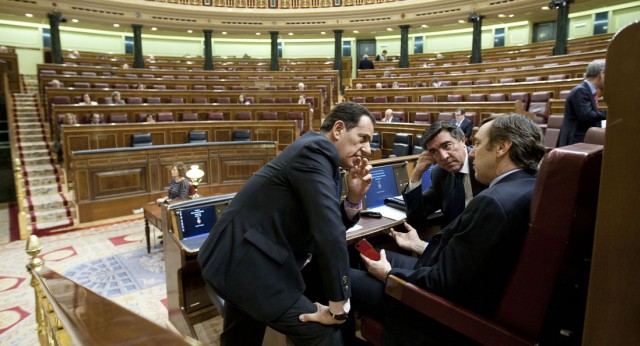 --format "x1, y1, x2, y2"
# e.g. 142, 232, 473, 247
385, 275, 535, 346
